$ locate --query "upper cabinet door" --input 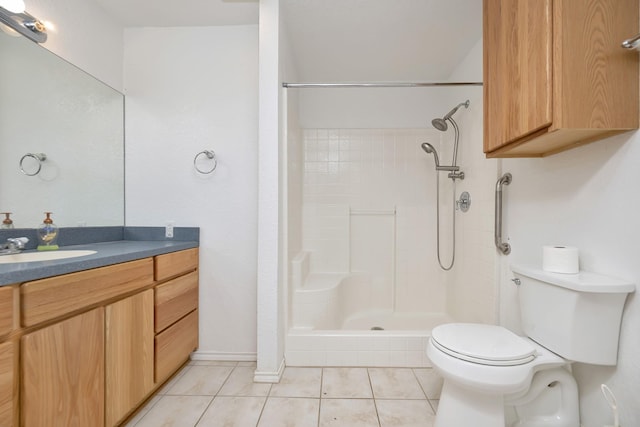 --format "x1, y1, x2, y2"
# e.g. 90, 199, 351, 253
484, 0, 639, 158
483, 0, 553, 152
